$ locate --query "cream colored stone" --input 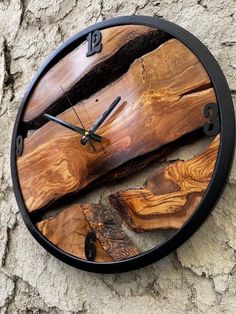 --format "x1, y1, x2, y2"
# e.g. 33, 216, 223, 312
0, 271, 15, 309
